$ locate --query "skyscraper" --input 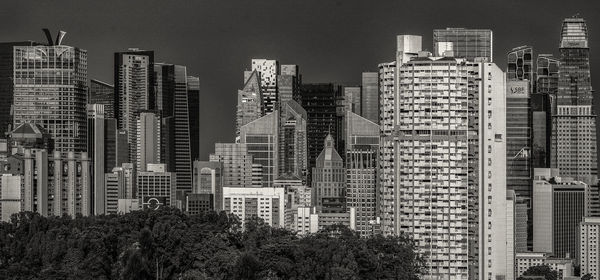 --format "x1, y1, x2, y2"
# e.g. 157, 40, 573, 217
154, 63, 193, 195
579, 217, 600, 278
361, 72, 378, 124
312, 134, 345, 213
0, 41, 40, 136
278, 100, 308, 182
277, 64, 300, 105
187, 76, 200, 161
297, 83, 344, 187
532, 54, 559, 169
114, 49, 155, 165
551, 16, 597, 185
13, 43, 88, 153
533, 168, 588, 262
433, 28, 493, 61
343, 86, 361, 115
506, 80, 533, 199
136, 111, 161, 173
507, 46, 534, 83
236, 70, 262, 135
378, 35, 423, 236
209, 143, 253, 188
192, 160, 223, 211
88, 79, 115, 119
345, 111, 379, 237
395, 53, 508, 279
239, 112, 278, 187
251, 59, 279, 114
